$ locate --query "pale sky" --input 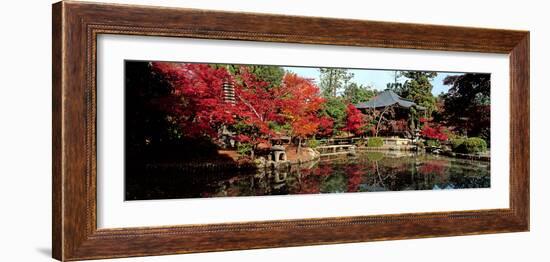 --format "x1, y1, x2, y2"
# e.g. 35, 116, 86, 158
283, 66, 464, 96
